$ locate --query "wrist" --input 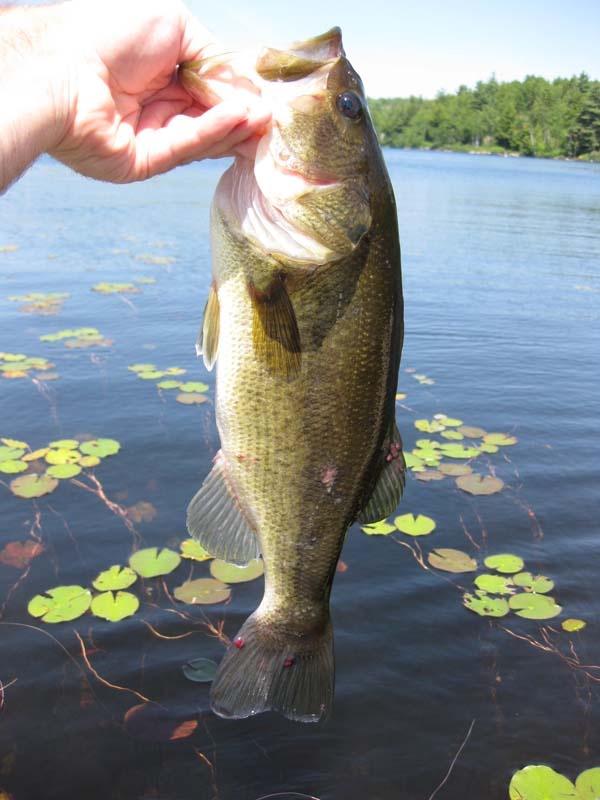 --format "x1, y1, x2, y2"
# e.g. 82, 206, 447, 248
0, 3, 74, 190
